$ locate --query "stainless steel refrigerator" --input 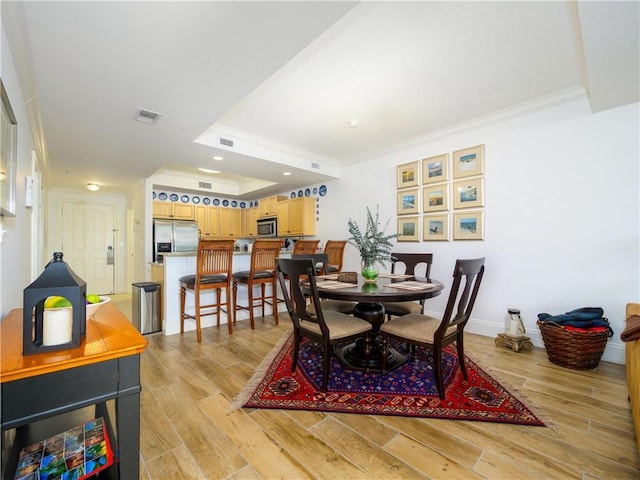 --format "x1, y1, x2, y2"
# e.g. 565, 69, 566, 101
152, 219, 199, 263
